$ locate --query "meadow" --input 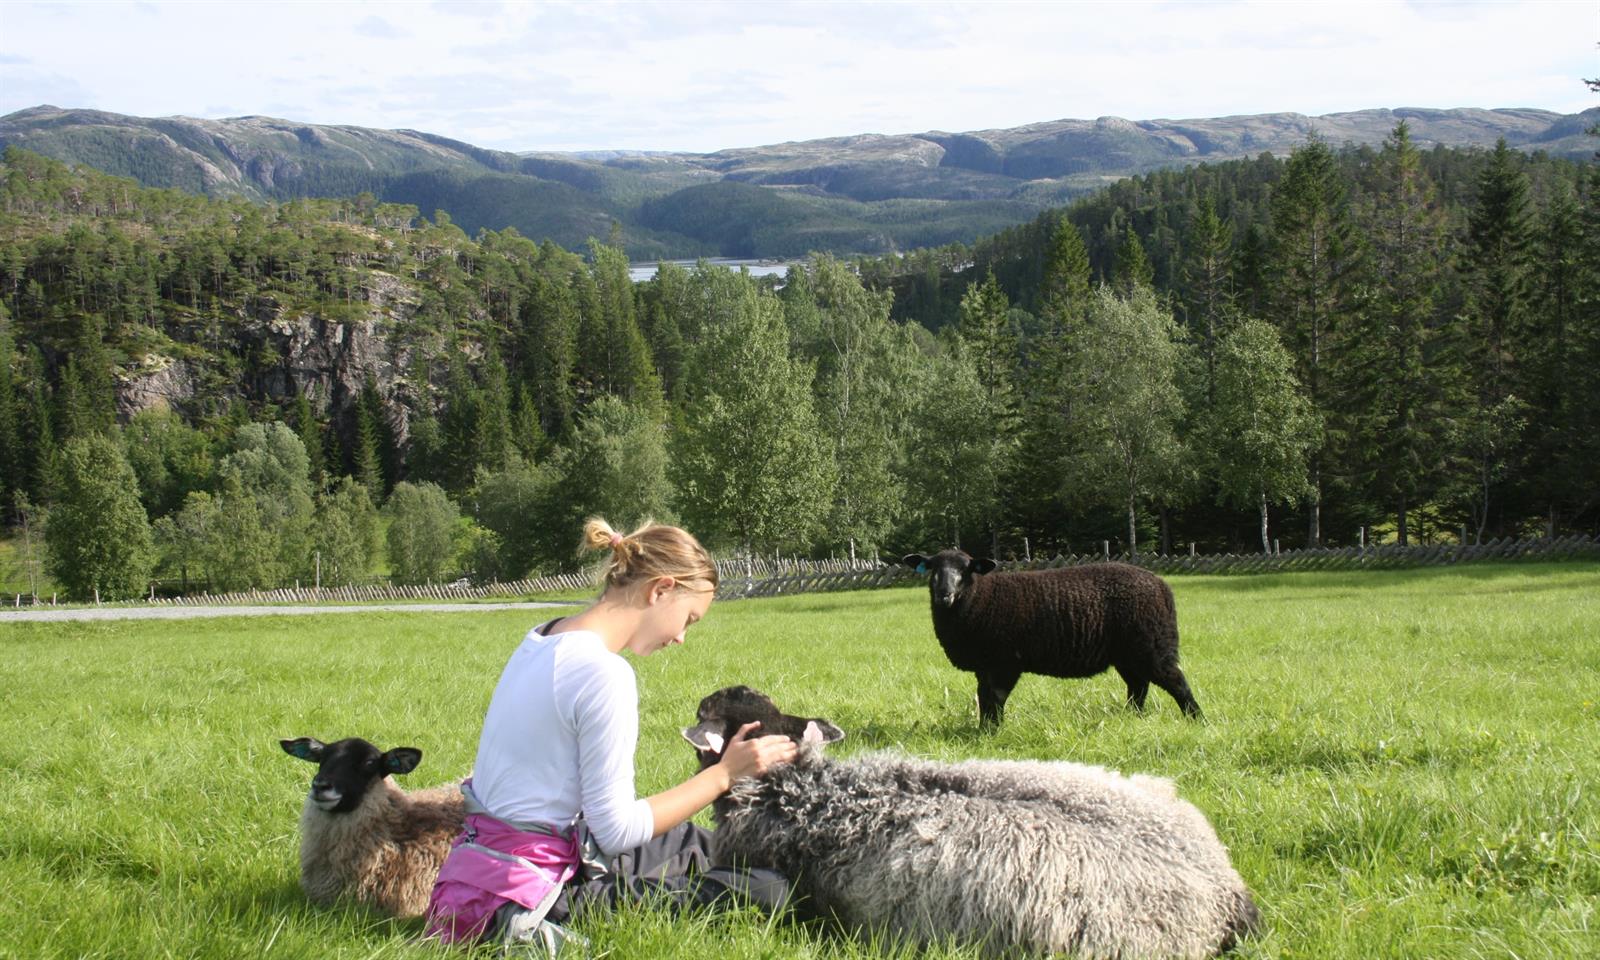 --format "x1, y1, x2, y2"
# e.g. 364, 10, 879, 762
1, 563, 1597, 959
